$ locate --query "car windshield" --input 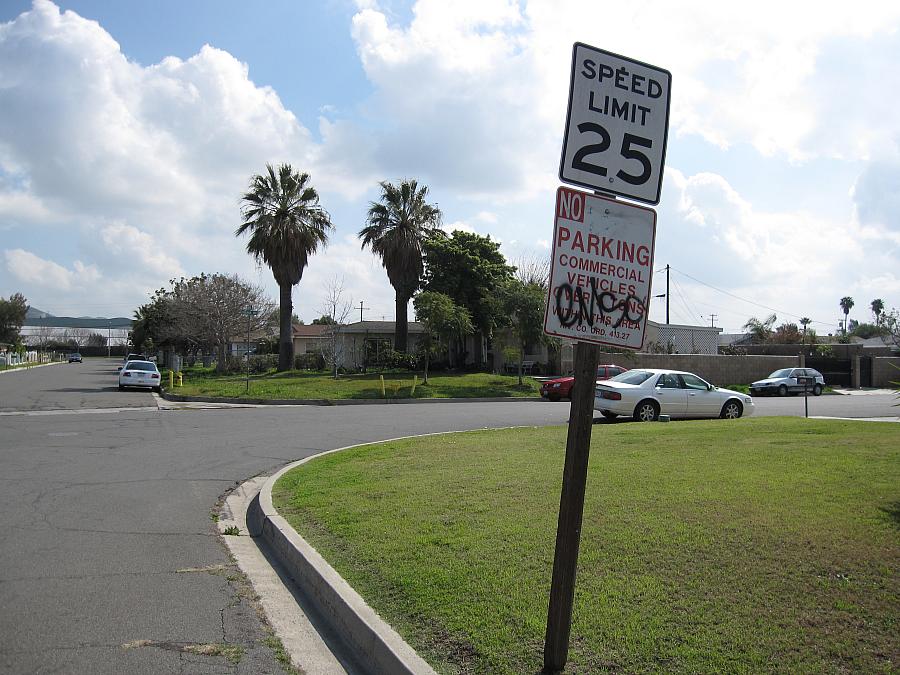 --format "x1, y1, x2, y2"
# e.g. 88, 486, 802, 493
610, 370, 654, 385
126, 361, 156, 372
768, 369, 793, 378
